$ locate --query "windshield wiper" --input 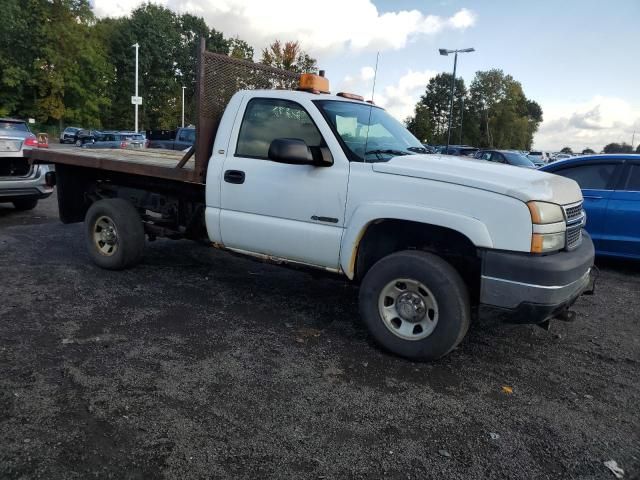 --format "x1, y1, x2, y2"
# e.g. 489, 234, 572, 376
365, 149, 411, 158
